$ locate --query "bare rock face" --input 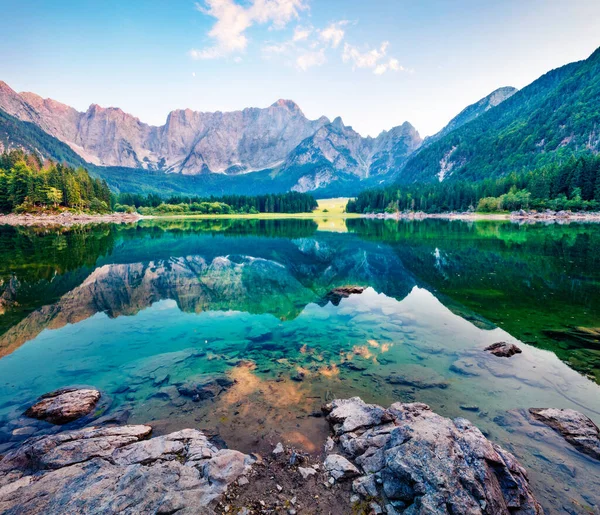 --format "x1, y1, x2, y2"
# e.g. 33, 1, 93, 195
484, 341, 522, 358
0, 81, 329, 174
287, 118, 422, 189
0, 425, 254, 514
323, 454, 360, 480
529, 407, 600, 460
323, 397, 543, 514
24, 388, 101, 425
0, 80, 423, 186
